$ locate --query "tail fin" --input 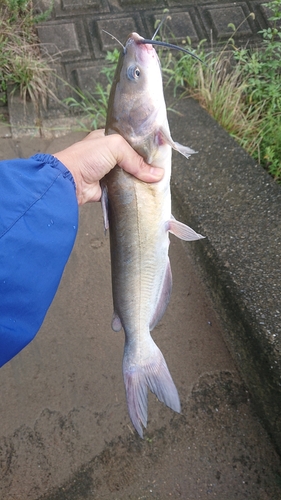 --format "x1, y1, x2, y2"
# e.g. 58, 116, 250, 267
123, 338, 181, 437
